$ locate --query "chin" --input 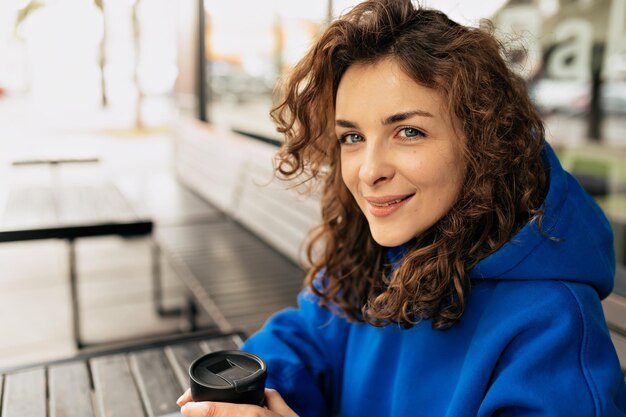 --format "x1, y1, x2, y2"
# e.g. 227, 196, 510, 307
370, 230, 414, 248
